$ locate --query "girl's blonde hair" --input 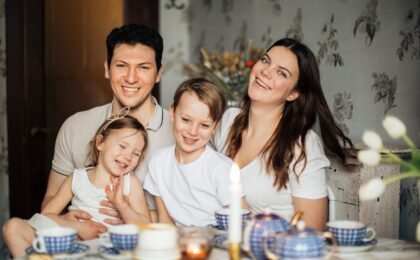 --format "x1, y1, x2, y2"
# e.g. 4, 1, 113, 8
85, 114, 148, 167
